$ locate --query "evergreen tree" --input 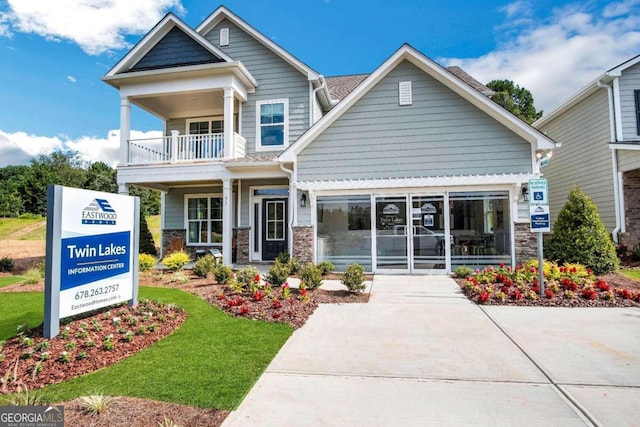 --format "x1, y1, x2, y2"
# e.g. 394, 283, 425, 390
138, 215, 157, 256
545, 187, 618, 274
486, 79, 543, 124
